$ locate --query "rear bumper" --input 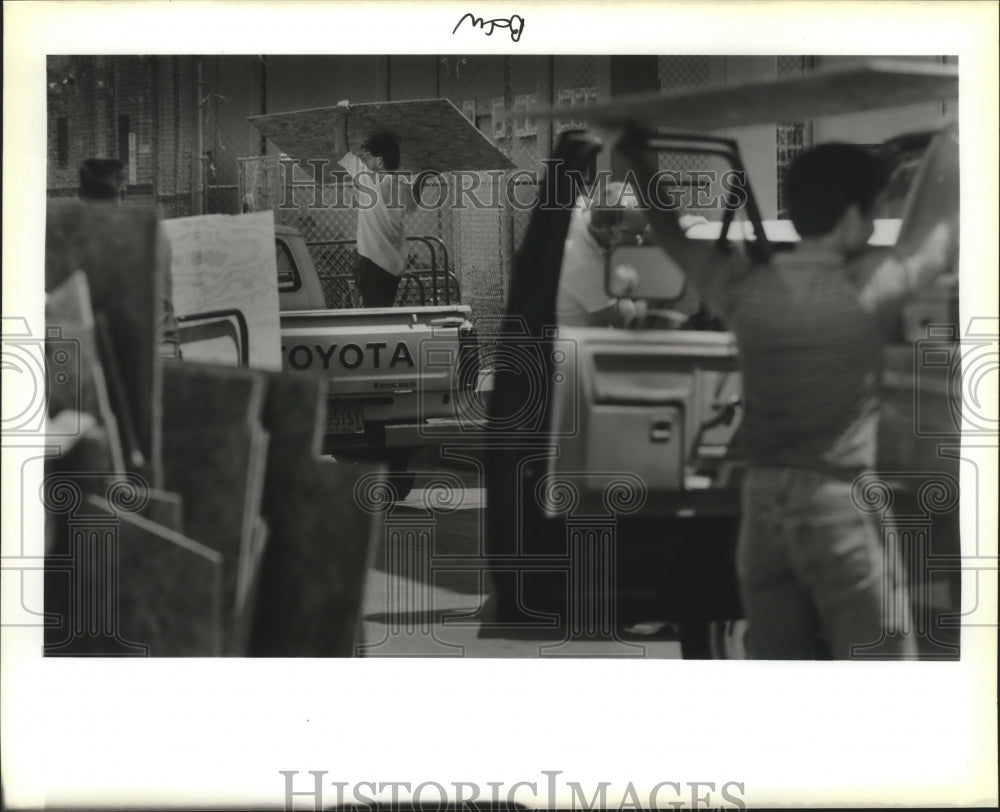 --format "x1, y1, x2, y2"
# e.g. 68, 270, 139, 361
322, 418, 489, 453
382, 418, 489, 448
